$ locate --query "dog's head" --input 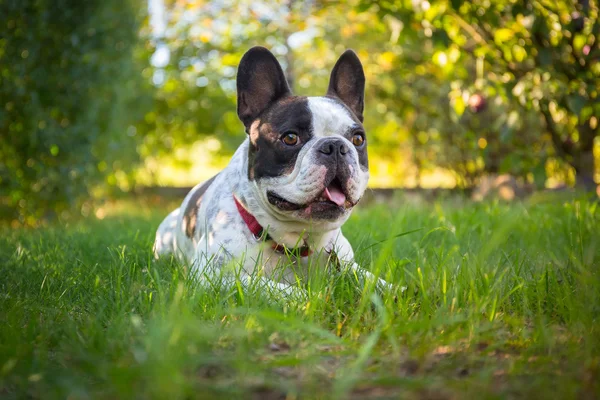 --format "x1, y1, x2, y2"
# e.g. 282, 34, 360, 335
237, 46, 368, 228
